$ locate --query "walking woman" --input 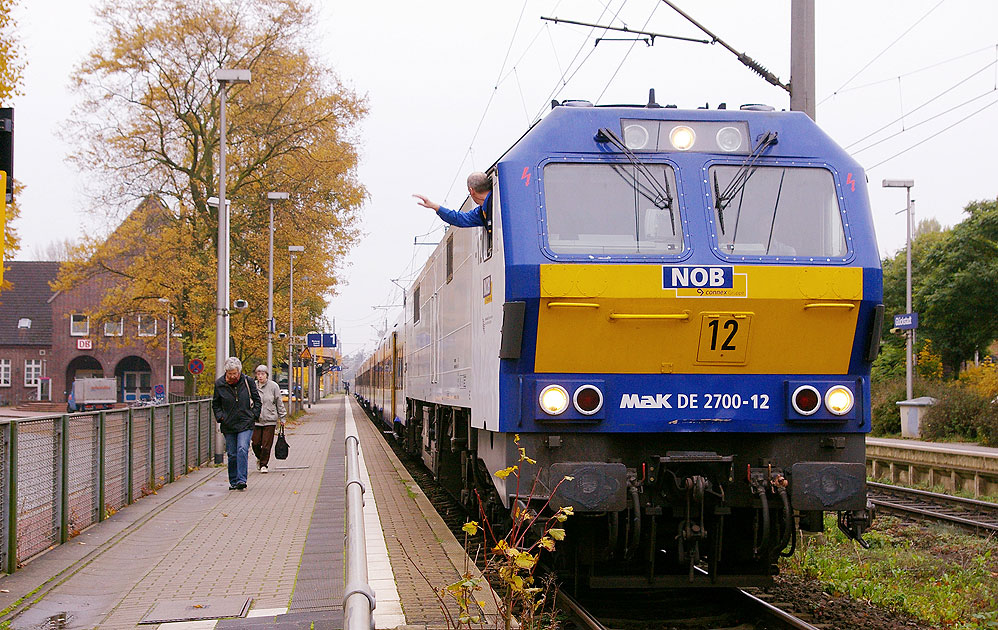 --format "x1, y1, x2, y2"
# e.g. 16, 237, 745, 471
211, 357, 261, 490
252, 364, 287, 473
